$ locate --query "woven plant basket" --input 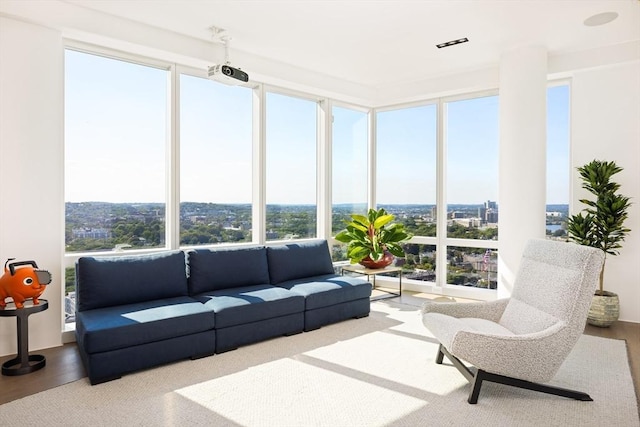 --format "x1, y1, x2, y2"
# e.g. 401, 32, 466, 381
587, 291, 619, 327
